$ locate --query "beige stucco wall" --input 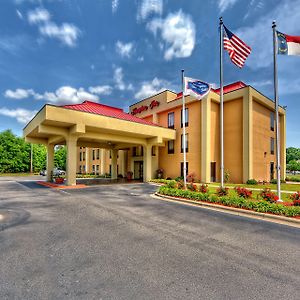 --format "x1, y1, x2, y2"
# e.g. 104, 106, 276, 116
210, 101, 220, 181
224, 98, 243, 183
